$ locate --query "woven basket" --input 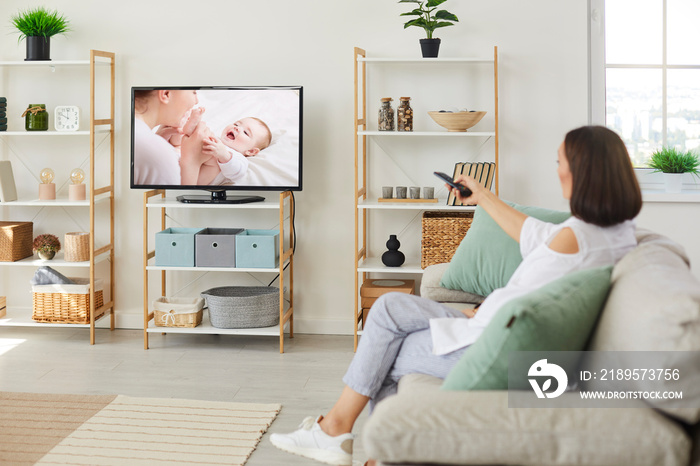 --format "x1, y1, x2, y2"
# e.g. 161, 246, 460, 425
0, 221, 33, 262
153, 297, 205, 328
421, 211, 474, 268
201, 286, 280, 329
64, 232, 90, 262
32, 278, 104, 324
